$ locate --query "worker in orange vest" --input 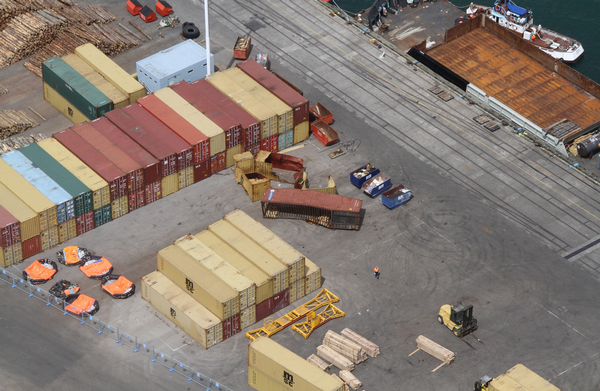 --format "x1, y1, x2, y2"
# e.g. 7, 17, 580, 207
374, 266, 380, 279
